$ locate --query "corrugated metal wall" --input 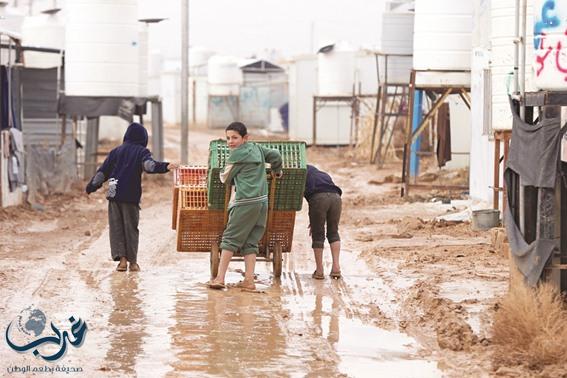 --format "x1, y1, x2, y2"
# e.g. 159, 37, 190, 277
20, 67, 77, 201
